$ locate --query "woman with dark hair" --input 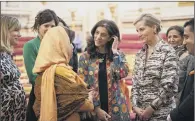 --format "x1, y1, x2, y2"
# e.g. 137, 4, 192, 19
78, 19, 130, 121
166, 25, 187, 59
167, 18, 194, 121
58, 17, 78, 73
23, 9, 59, 121
166, 26, 194, 105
